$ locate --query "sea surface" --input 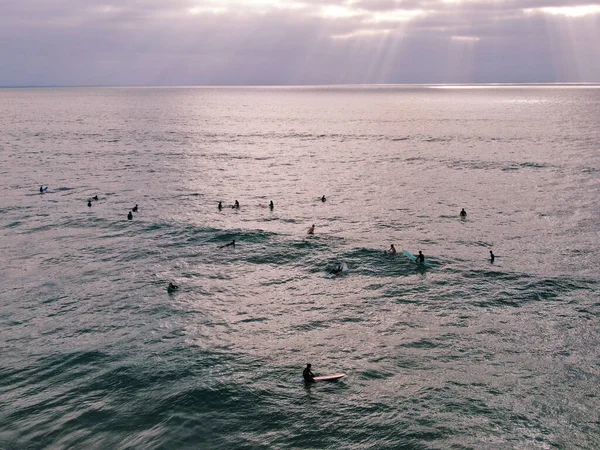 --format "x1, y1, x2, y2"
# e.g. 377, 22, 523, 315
0, 85, 598, 449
